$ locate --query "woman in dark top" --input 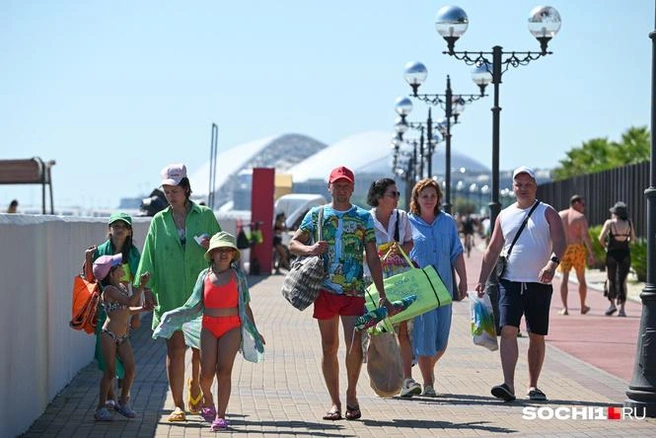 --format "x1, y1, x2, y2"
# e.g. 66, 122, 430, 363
598, 202, 636, 317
